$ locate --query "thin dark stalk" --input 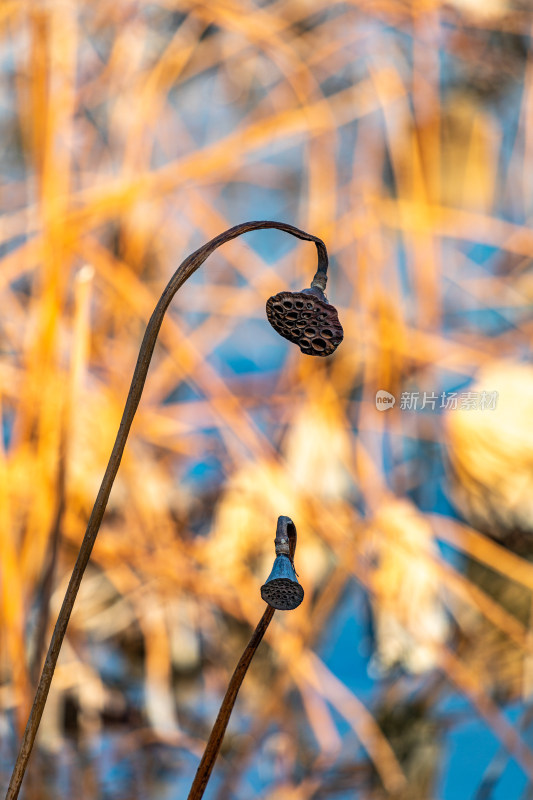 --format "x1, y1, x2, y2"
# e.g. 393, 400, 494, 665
5, 220, 328, 800
30, 437, 66, 687
187, 605, 276, 800
214, 561, 348, 800
188, 518, 298, 798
